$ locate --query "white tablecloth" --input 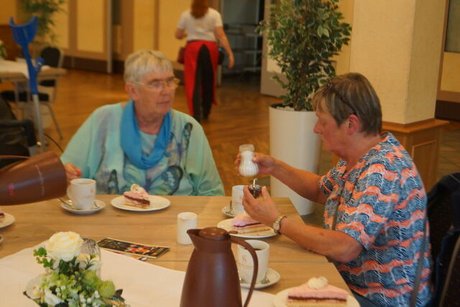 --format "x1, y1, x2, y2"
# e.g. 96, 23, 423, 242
0, 247, 274, 307
0, 59, 50, 79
